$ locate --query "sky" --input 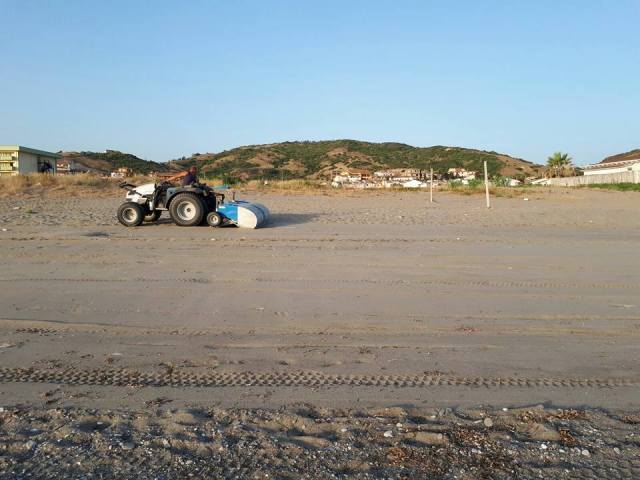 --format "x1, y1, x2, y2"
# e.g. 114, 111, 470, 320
1, 0, 638, 165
